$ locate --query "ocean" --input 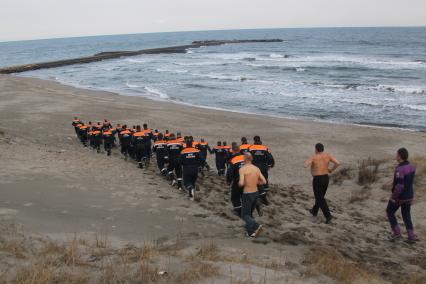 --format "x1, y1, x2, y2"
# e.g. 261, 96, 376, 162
1, 27, 425, 130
